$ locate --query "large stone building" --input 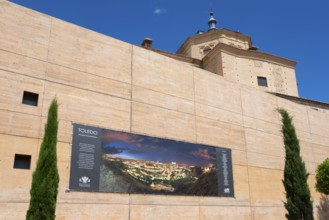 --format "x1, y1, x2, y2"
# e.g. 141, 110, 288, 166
0, 1, 328, 219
